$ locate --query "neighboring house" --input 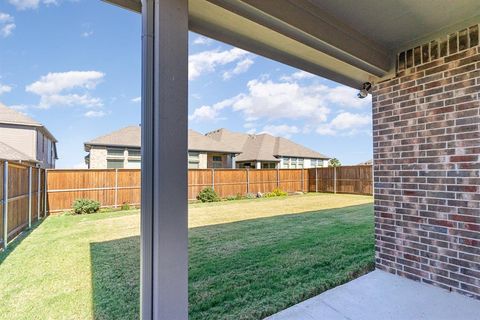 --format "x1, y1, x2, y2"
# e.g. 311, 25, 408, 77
0, 103, 58, 168
357, 159, 372, 165
206, 128, 330, 169
84, 126, 240, 169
